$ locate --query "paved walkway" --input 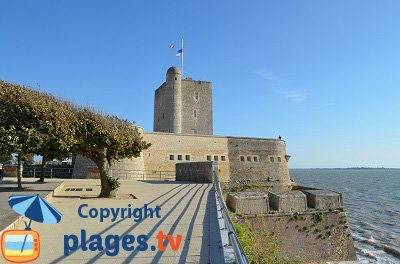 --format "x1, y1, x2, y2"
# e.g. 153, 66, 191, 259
0, 177, 63, 230
1, 179, 225, 264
